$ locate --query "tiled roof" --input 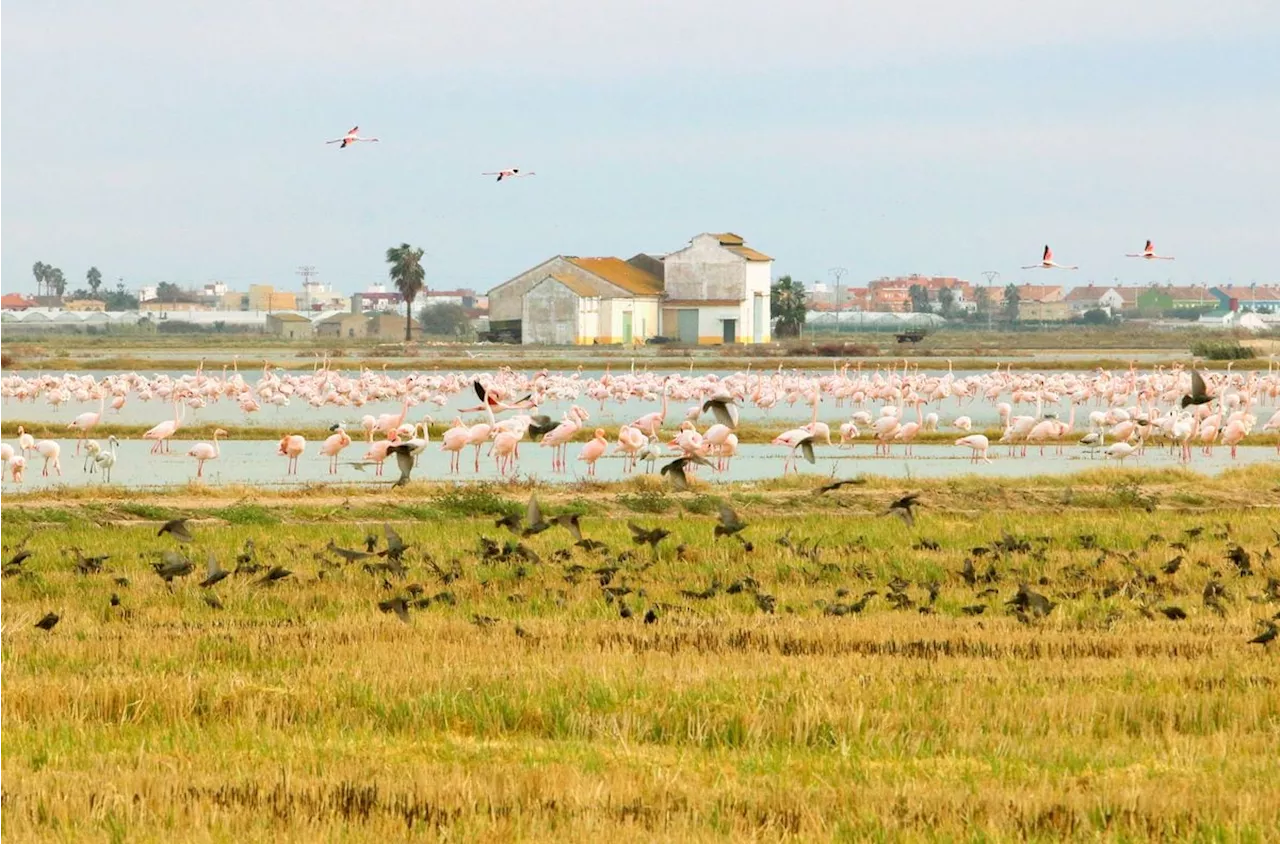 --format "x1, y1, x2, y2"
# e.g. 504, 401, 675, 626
268, 312, 312, 322
724, 245, 773, 262
1, 293, 36, 308
1012, 284, 1064, 302
1215, 284, 1280, 301
566, 257, 663, 296
712, 233, 745, 246
1063, 286, 1107, 301
663, 299, 743, 306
